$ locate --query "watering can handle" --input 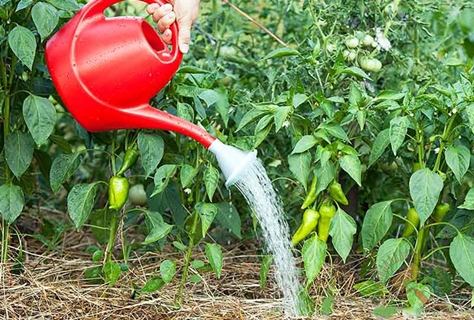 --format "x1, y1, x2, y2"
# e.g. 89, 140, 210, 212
83, 0, 180, 62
